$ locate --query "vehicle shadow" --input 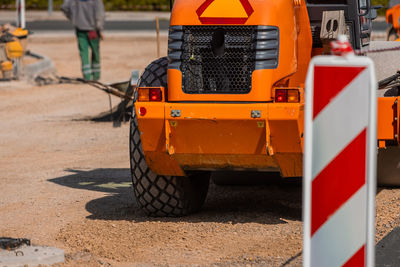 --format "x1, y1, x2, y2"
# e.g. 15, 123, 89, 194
48, 168, 303, 225
376, 226, 400, 266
